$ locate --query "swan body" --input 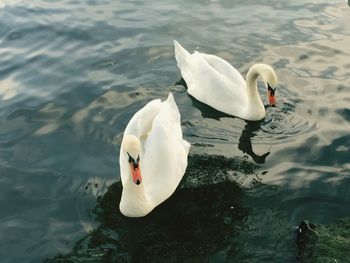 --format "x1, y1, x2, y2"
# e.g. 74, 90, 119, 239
119, 93, 190, 217
174, 40, 277, 121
